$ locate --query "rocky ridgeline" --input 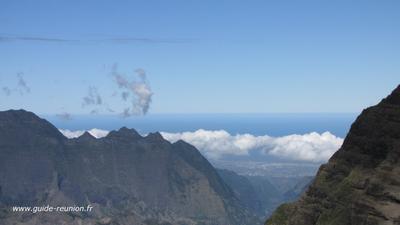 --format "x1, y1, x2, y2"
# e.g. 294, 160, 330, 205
266, 85, 400, 225
0, 110, 259, 225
